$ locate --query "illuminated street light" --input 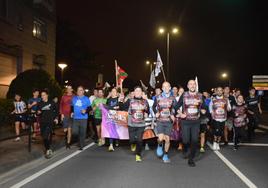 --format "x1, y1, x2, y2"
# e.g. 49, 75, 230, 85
58, 63, 68, 85
159, 28, 165, 34
221, 72, 231, 87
